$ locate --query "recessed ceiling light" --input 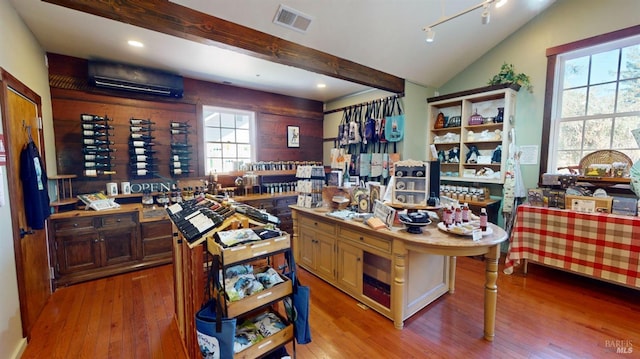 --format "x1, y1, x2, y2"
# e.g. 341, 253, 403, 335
316, 83, 326, 88
128, 40, 144, 48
